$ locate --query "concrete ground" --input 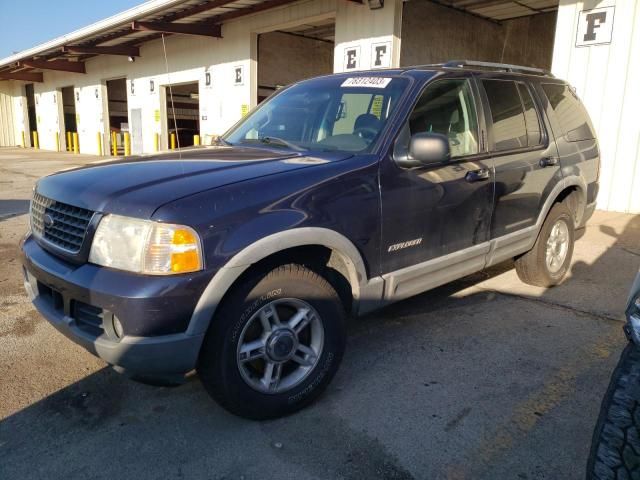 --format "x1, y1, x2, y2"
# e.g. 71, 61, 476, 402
1, 147, 639, 479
